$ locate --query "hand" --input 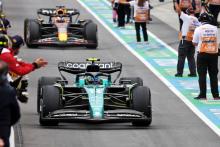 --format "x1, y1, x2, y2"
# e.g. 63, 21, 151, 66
17, 91, 28, 103
20, 79, 28, 90
0, 138, 4, 147
174, 3, 181, 15
34, 58, 48, 68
